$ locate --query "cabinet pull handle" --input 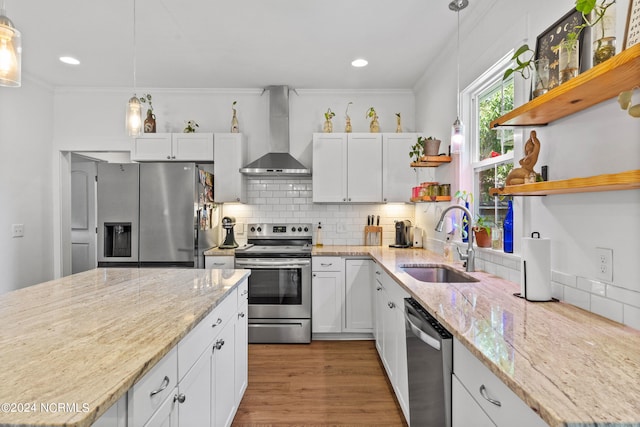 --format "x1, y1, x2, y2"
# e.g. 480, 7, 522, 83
212, 318, 222, 328
213, 262, 225, 266
313, 273, 317, 277
376, 286, 382, 291
238, 312, 245, 318
388, 302, 395, 309
479, 384, 501, 407
320, 263, 332, 267
149, 376, 170, 397
375, 271, 381, 275
214, 338, 225, 350
173, 393, 186, 404
166, 156, 171, 160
